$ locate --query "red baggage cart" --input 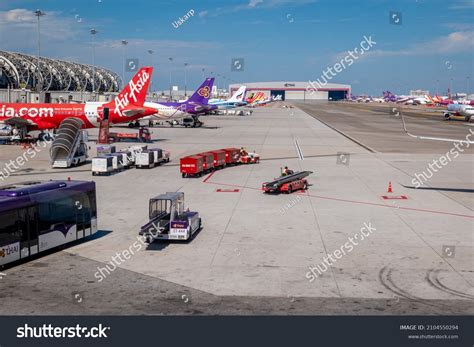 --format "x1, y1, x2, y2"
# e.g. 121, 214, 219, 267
208, 150, 226, 169
196, 152, 214, 172
221, 148, 241, 165
180, 156, 204, 178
